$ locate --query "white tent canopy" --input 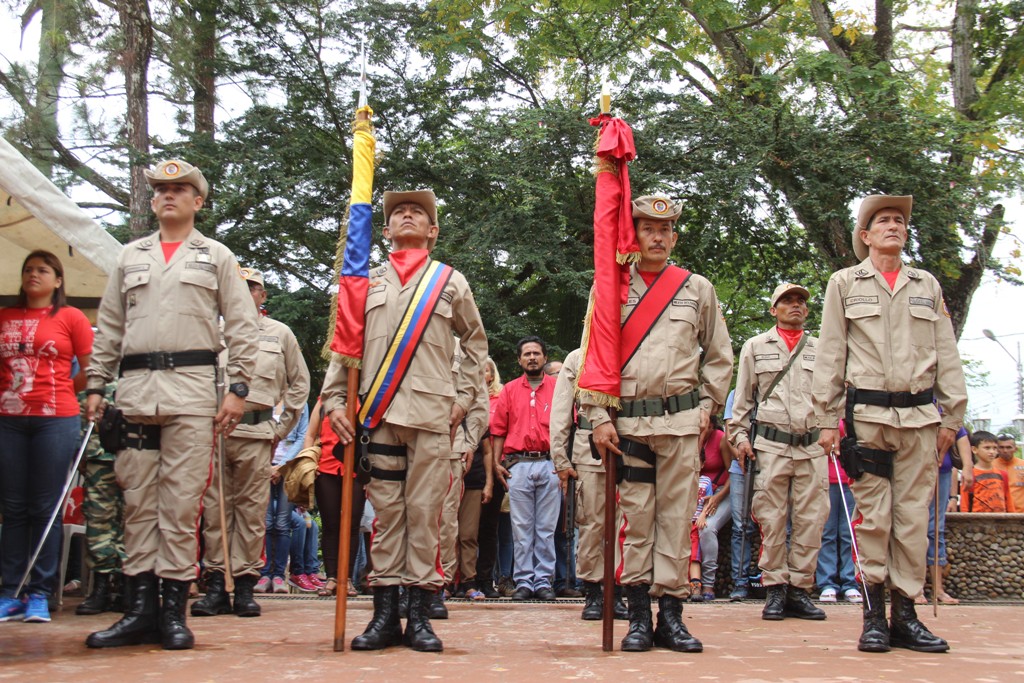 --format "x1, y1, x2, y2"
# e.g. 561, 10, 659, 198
0, 137, 121, 319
